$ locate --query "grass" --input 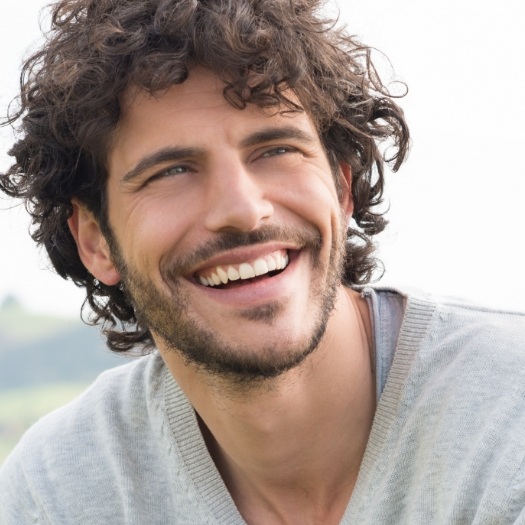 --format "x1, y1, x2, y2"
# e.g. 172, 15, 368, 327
0, 382, 88, 465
